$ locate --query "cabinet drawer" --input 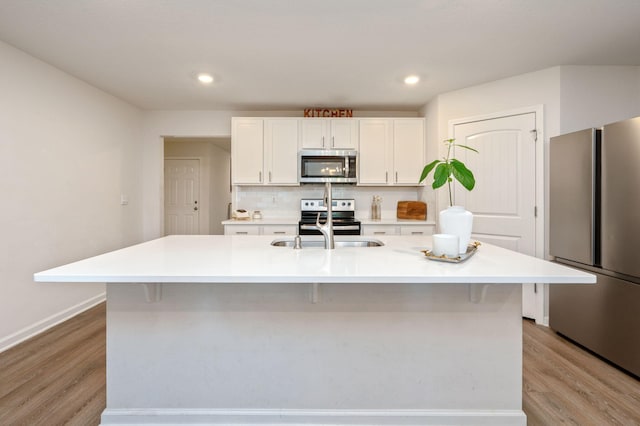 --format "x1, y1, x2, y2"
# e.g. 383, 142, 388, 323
400, 225, 434, 236
362, 225, 399, 236
261, 225, 297, 235
225, 225, 260, 235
